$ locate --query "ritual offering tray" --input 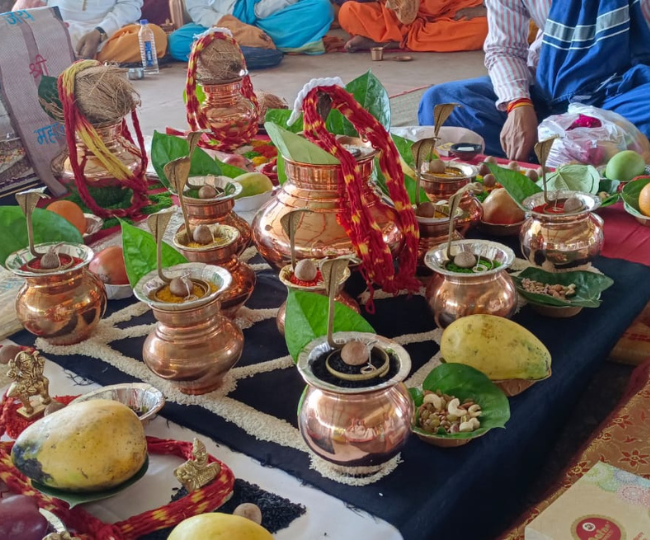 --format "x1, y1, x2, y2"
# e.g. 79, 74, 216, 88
410, 364, 510, 448
520, 190, 604, 269
424, 239, 517, 328
513, 266, 614, 318
621, 176, 650, 227
180, 175, 251, 255
6, 242, 106, 345
296, 332, 413, 474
